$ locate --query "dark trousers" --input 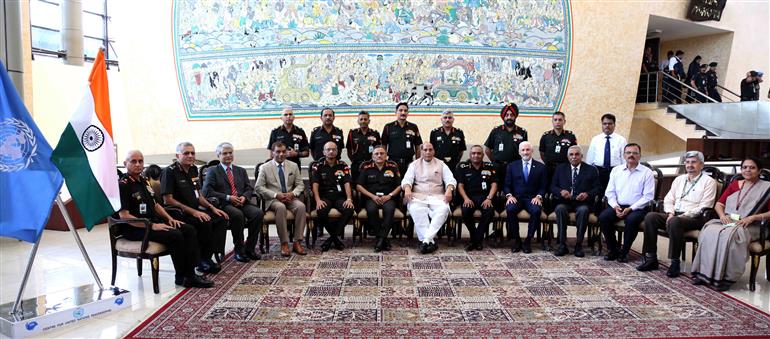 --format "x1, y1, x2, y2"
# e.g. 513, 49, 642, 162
222, 203, 263, 254
506, 197, 542, 239
599, 205, 647, 253
642, 212, 704, 259
597, 166, 612, 194
364, 198, 397, 239
554, 201, 591, 248
120, 223, 200, 278
708, 88, 722, 102
462, 195, 495, 244
350, 161, 364, 185
493, 161, 510, 207
180, 211, 226, 262
317, 197, 354, 237
391, 157, 411, 180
